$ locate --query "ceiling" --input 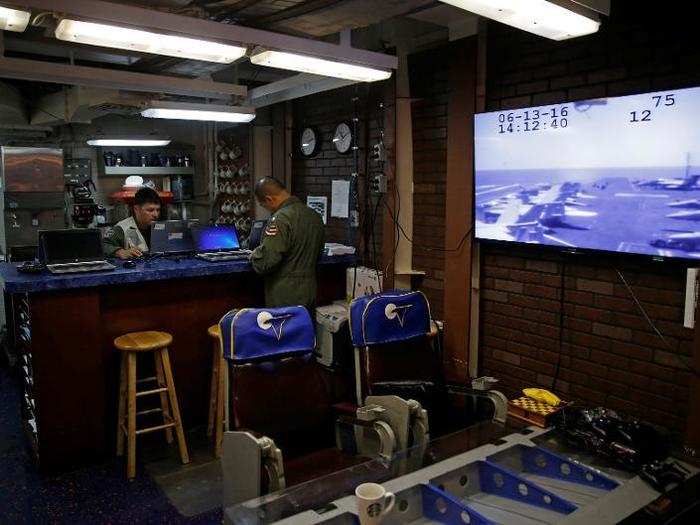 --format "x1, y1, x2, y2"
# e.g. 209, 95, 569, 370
0, 0, 476, 127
